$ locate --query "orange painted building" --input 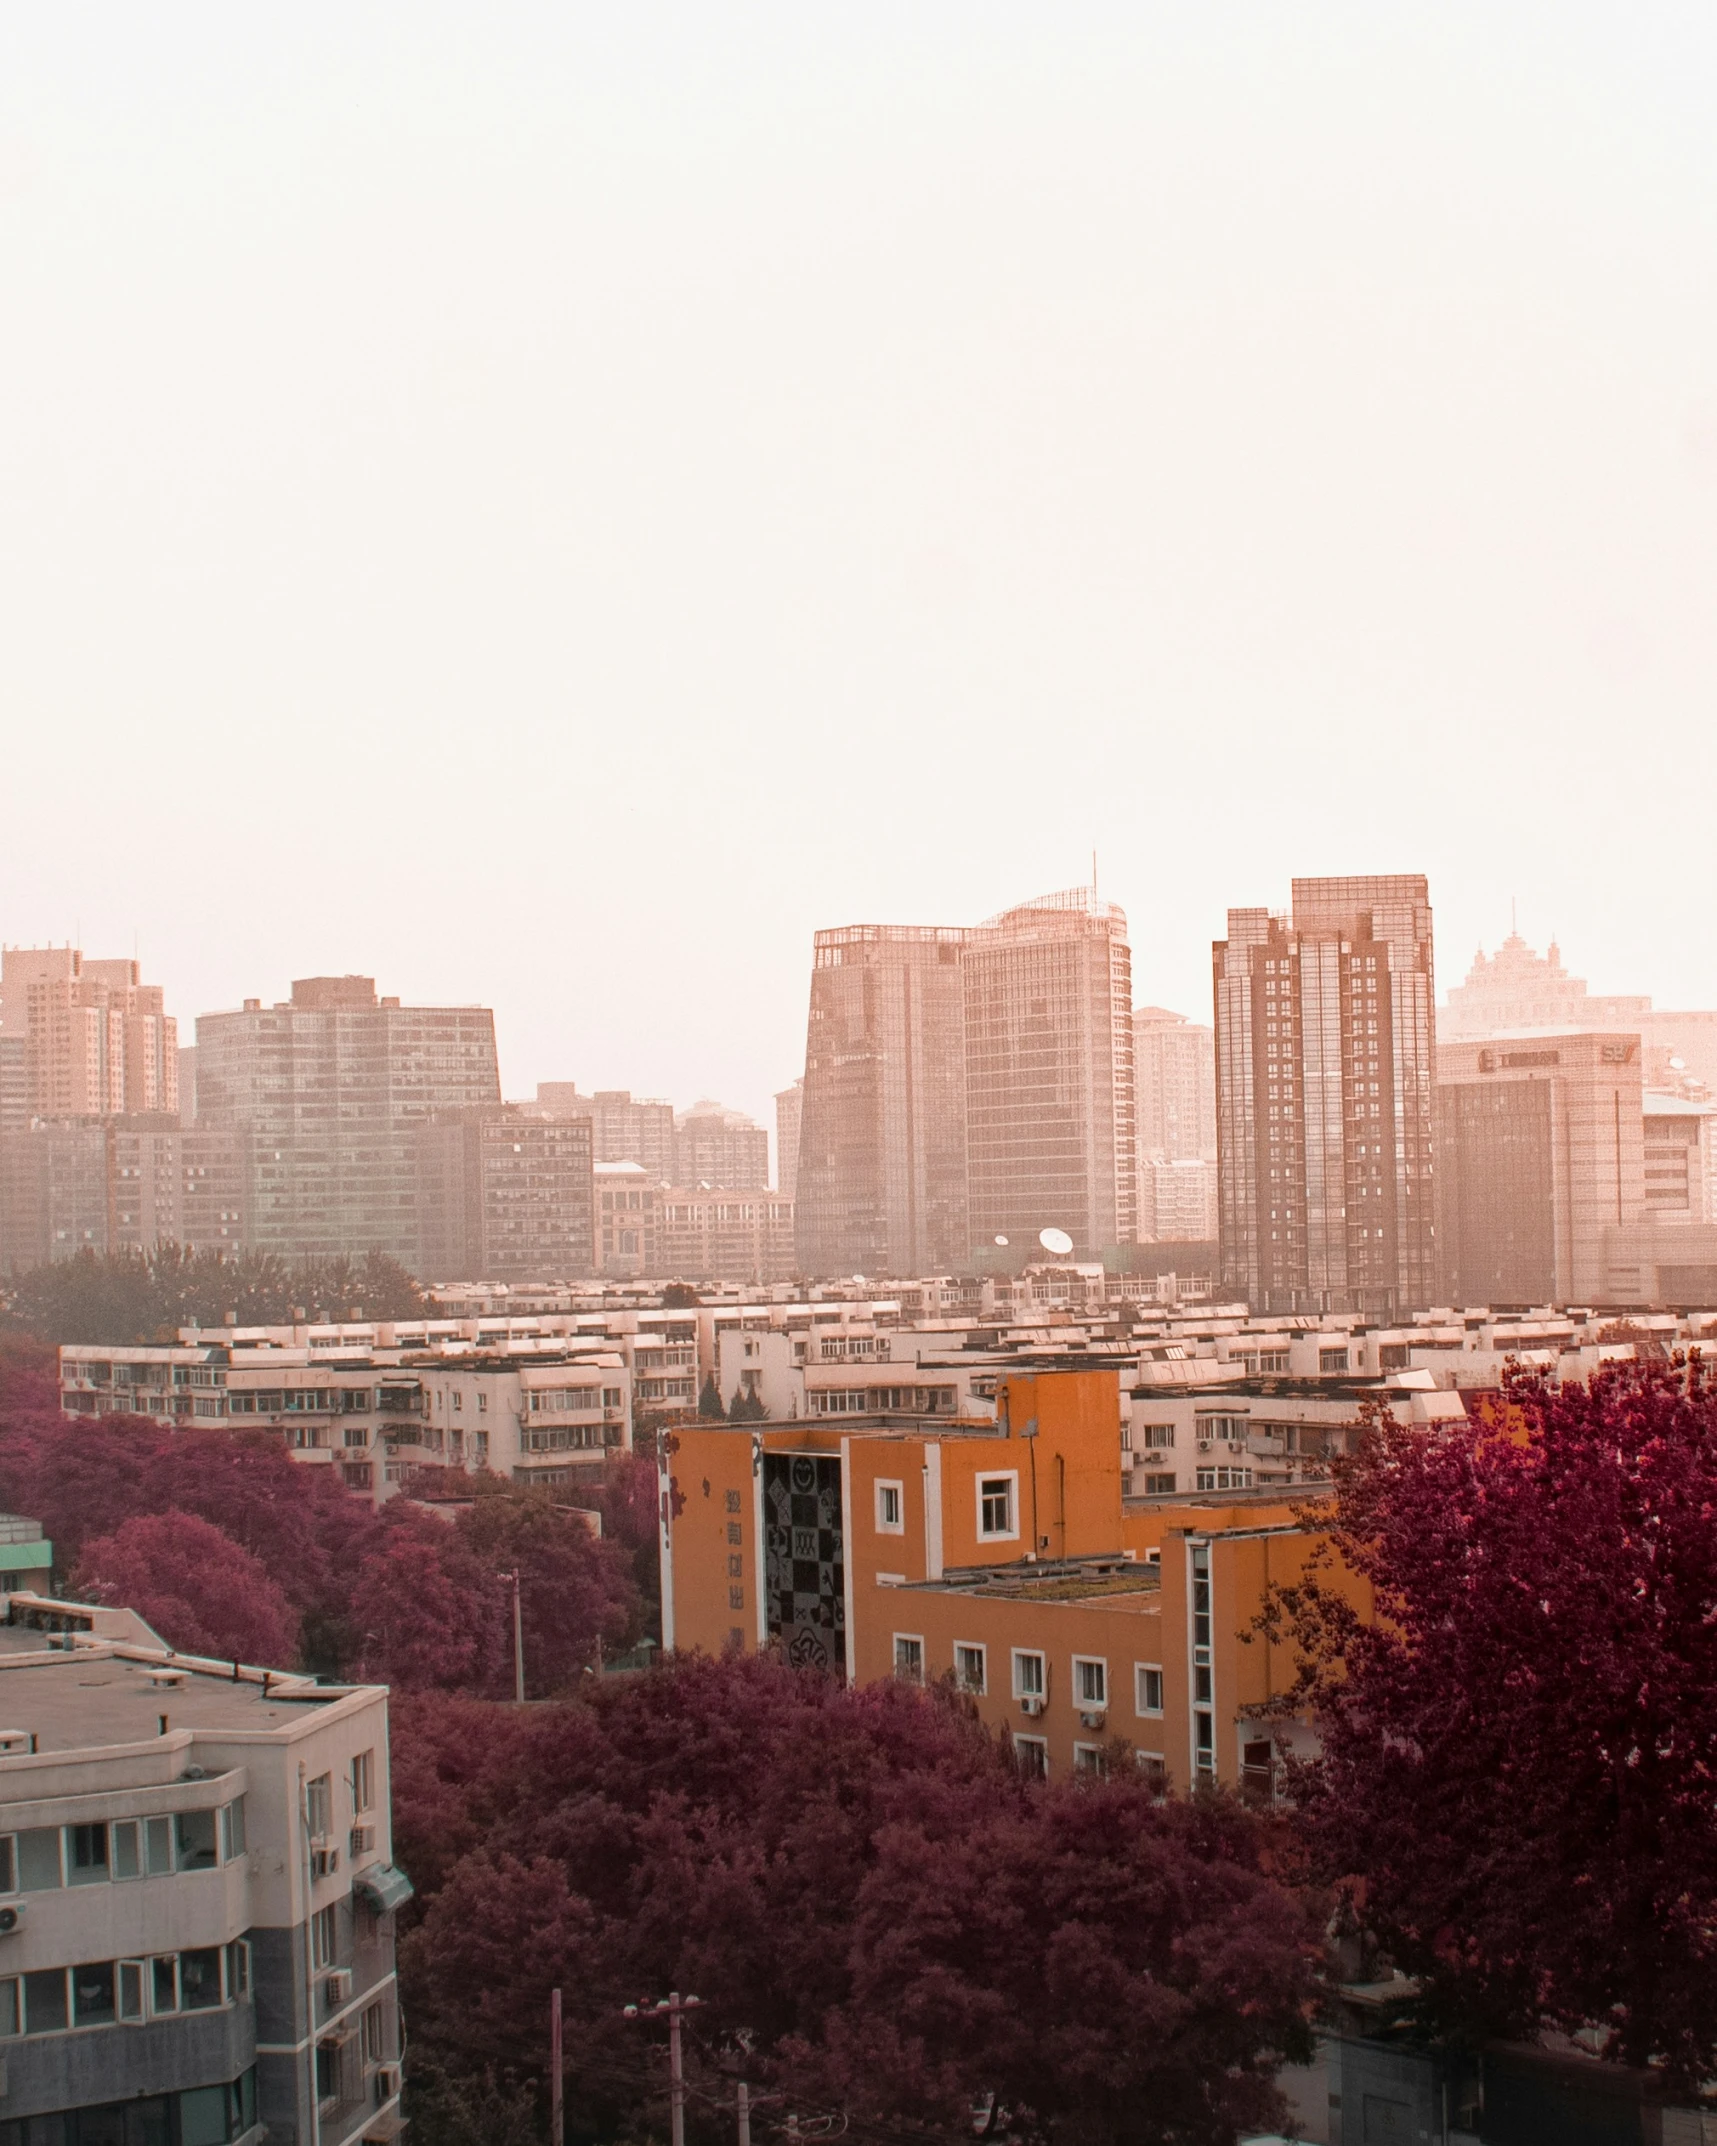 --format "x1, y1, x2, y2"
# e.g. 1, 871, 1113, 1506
659, 1368, 1366, 1790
